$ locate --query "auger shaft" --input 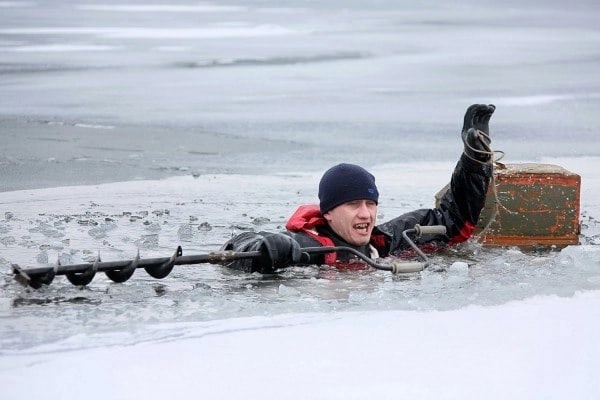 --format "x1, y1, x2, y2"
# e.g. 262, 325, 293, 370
13, 225, 447, 289
12, 247, 262, 289
15, 250, 262, 277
